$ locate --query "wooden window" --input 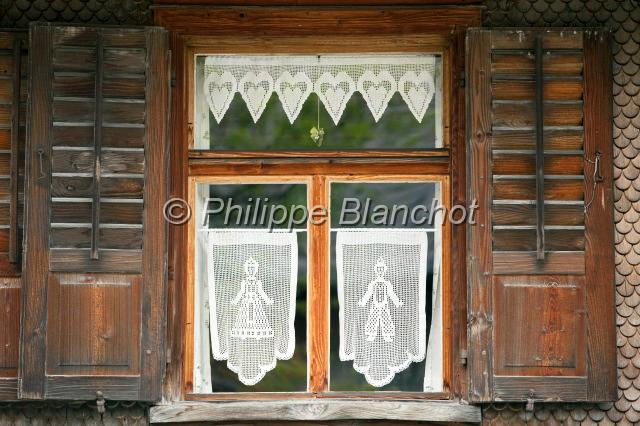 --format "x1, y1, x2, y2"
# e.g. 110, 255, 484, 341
20, 24, 170, 401
467, 28, 616, 402
157, 8, 478, 404
0, 30, 26, 401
